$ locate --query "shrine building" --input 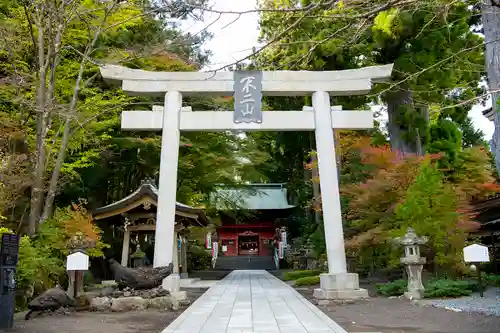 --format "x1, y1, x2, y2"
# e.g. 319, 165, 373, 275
210, 183, 295, 258
472, 194, 500, 274
92, 179, 209, 275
